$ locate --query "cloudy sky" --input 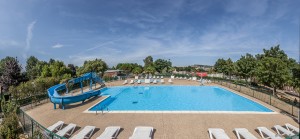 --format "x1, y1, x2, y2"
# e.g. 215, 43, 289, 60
0, 0, 299, 67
